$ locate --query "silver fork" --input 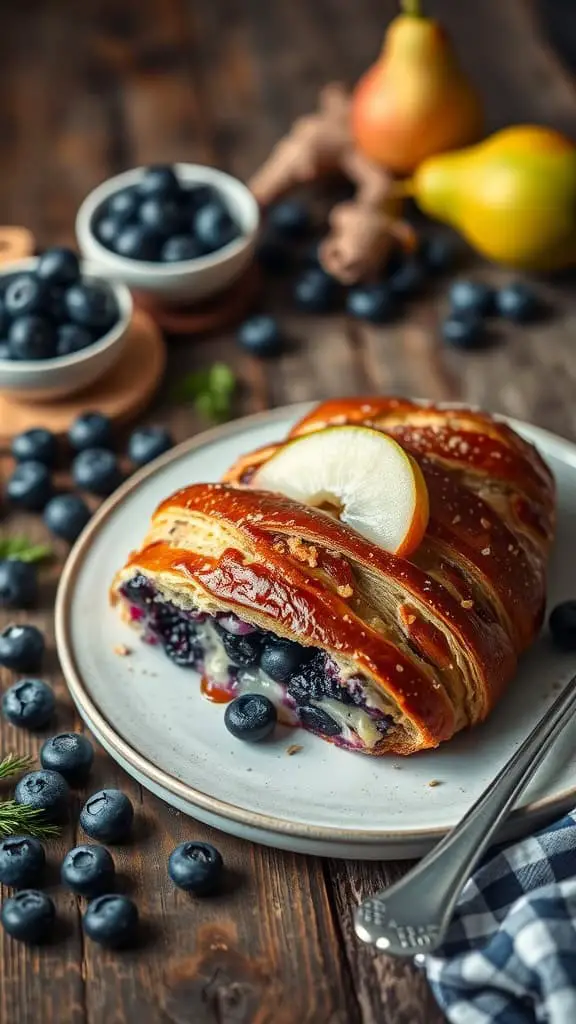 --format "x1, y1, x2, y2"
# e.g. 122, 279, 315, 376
355, 671, 576, 957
